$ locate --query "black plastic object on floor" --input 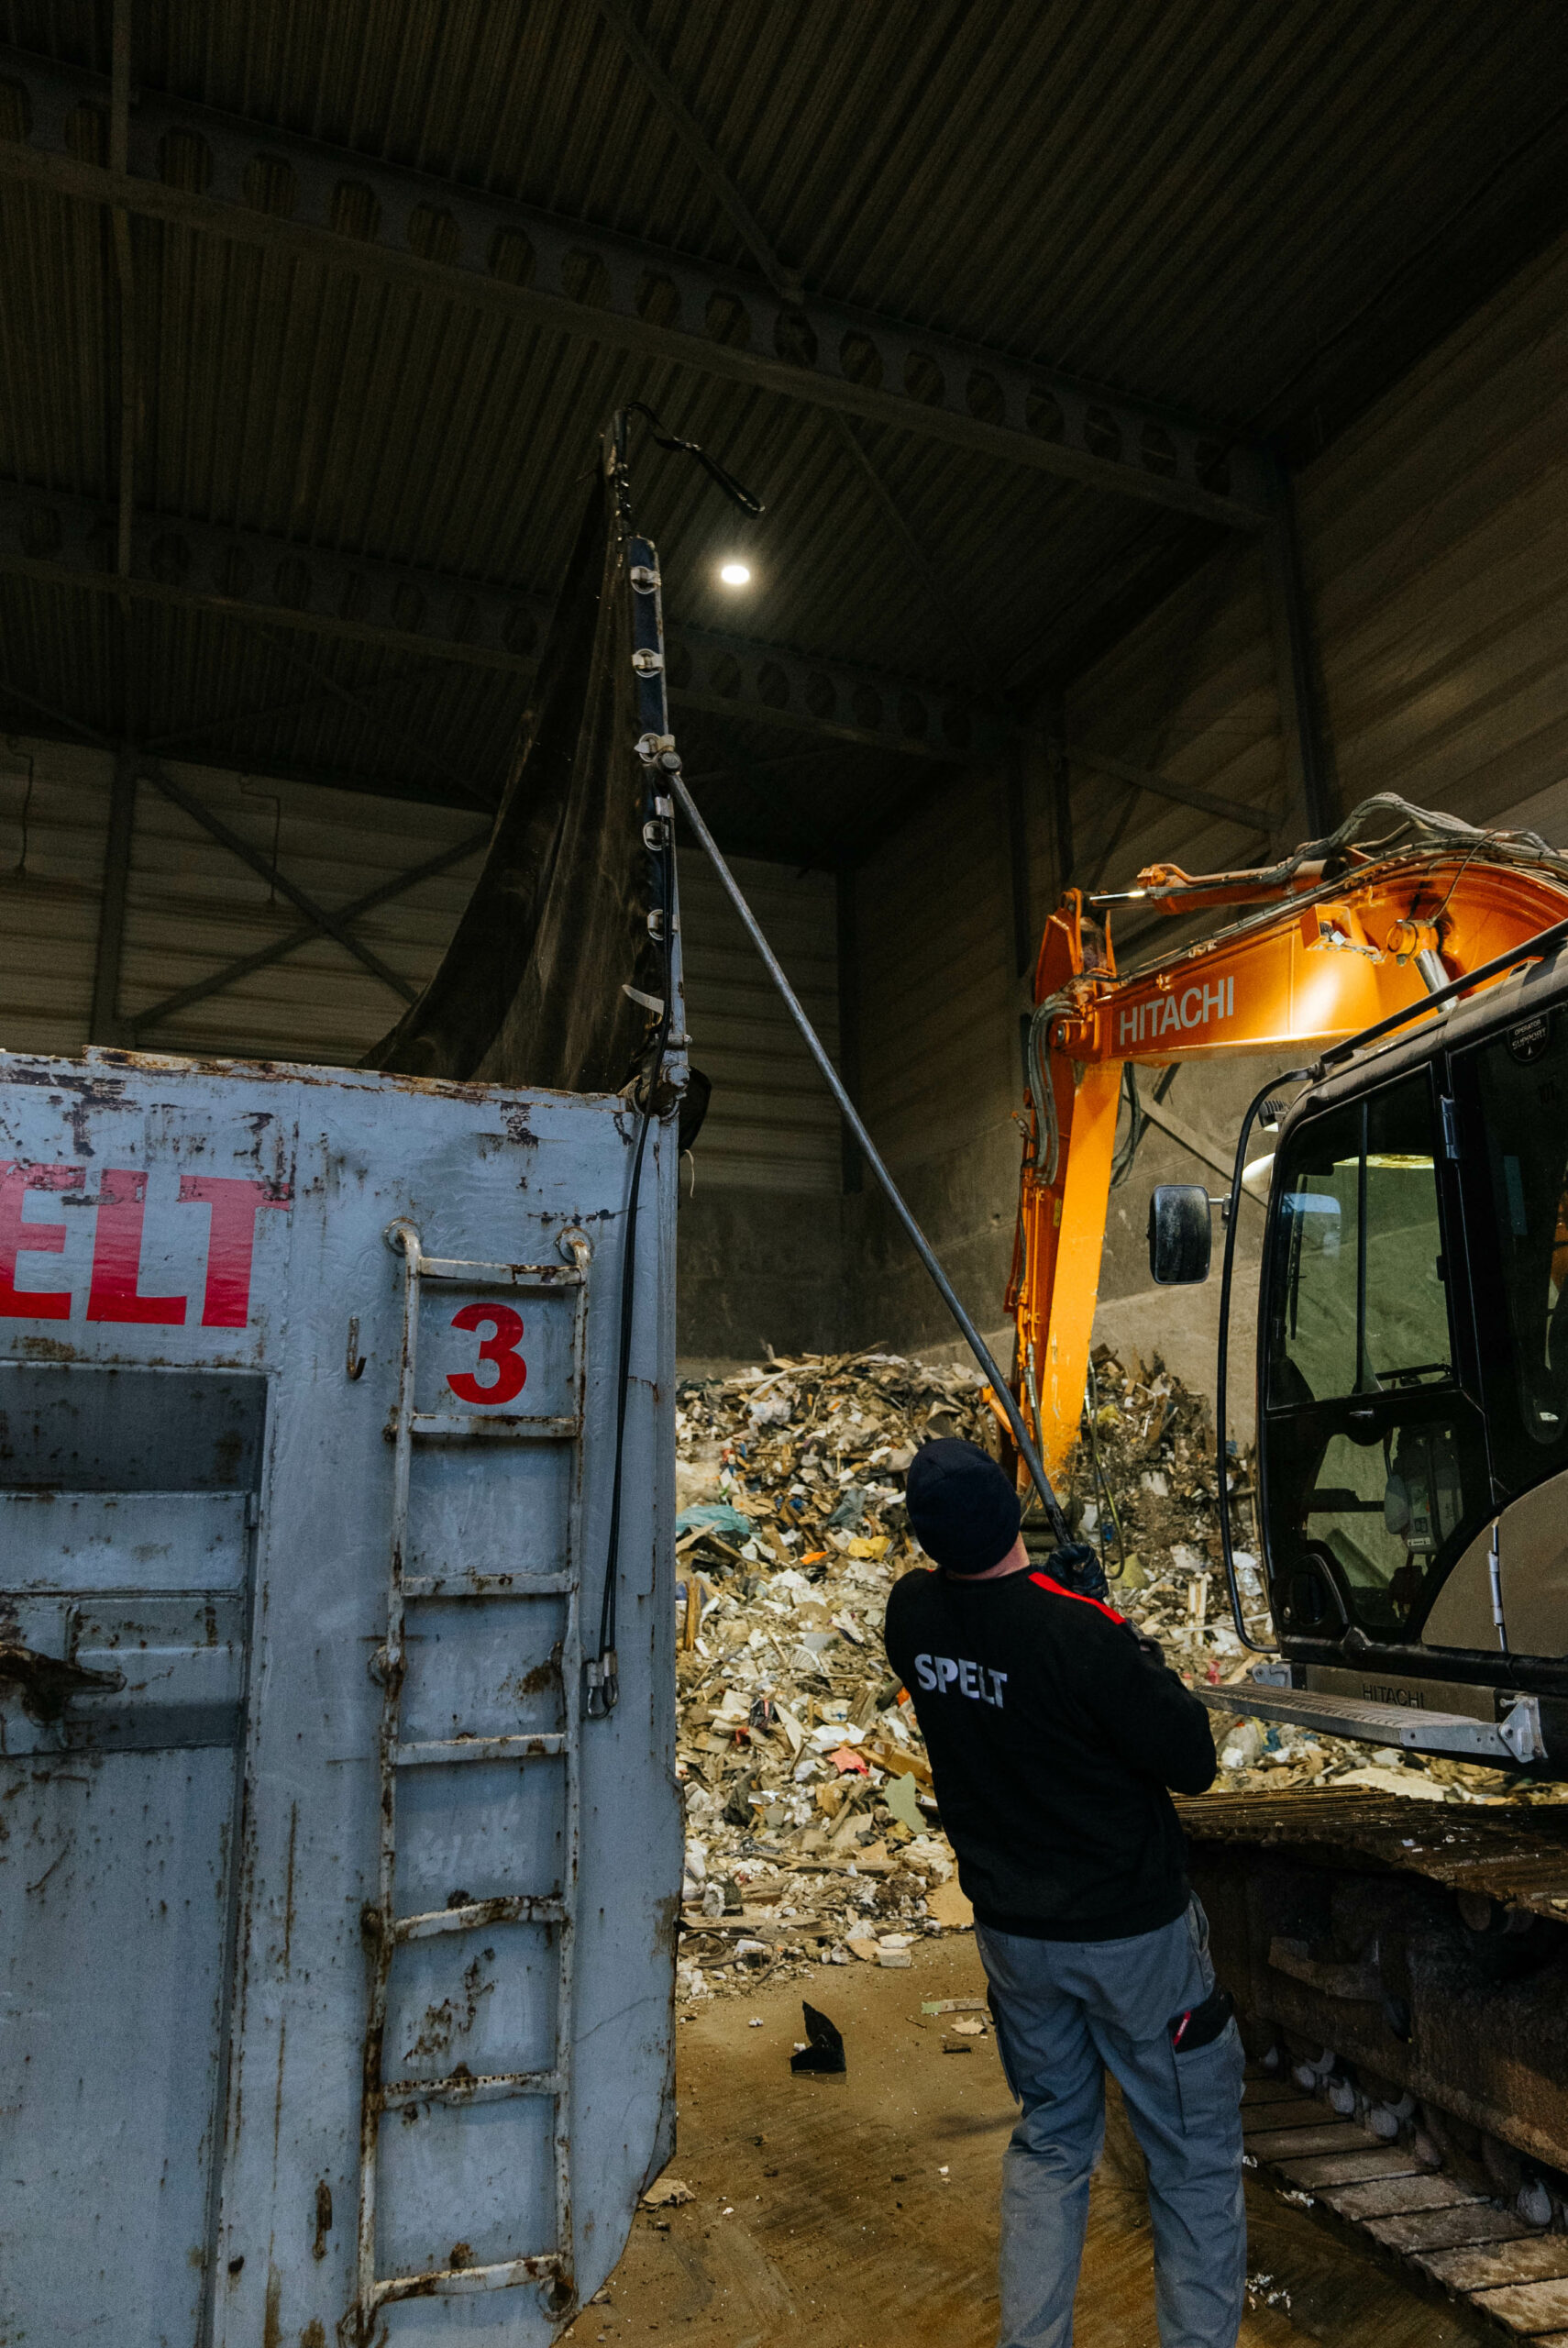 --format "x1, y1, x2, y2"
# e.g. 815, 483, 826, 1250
790, 2002, 846, 2076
